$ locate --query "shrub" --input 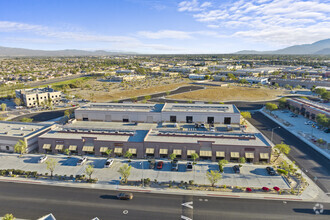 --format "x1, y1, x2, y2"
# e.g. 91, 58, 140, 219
277, 169, 288, 175
189, 180, 194, 185
219, 164, 224, 173
223, 185, 227, 189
